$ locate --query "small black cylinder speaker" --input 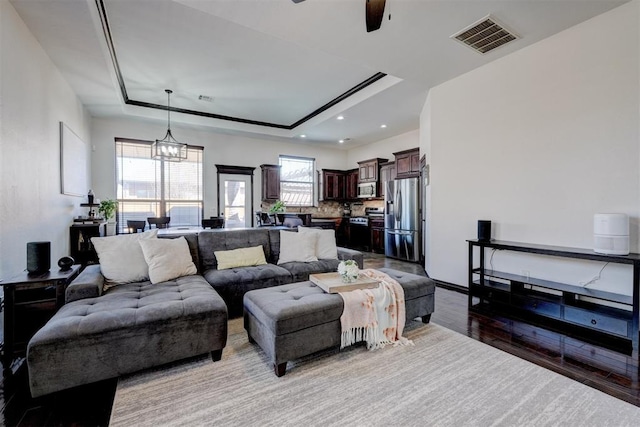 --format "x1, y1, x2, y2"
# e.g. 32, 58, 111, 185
27, 241, 51, 274
477, 220, 492, 241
